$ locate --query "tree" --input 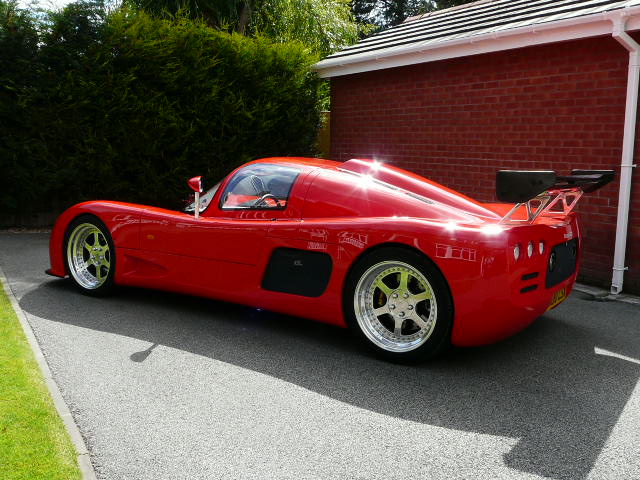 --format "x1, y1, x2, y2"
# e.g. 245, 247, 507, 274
436, 0, 476, 9
352, 0, 477, 29
0, 0, 39, 78
131, 0, 243, 29
133, 0, 364, 56
251, 0, 362, 56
